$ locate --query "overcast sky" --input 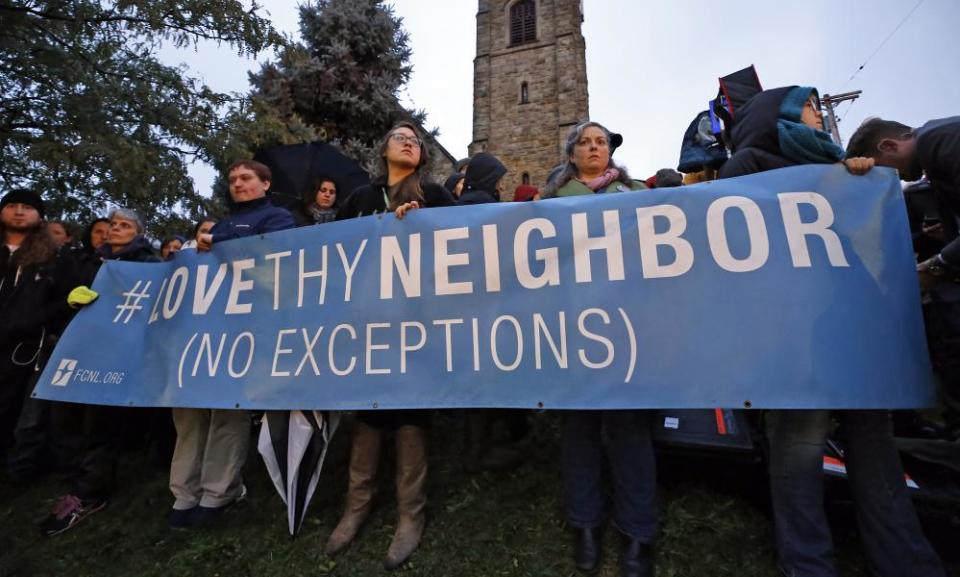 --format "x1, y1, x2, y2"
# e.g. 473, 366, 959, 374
166, 0, 959, 195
